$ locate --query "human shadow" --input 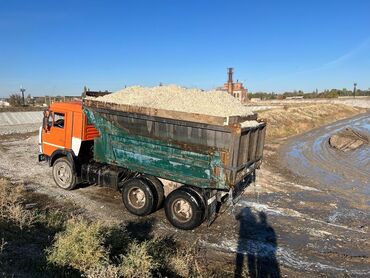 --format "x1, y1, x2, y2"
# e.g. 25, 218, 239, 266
234, 208, 280, 278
